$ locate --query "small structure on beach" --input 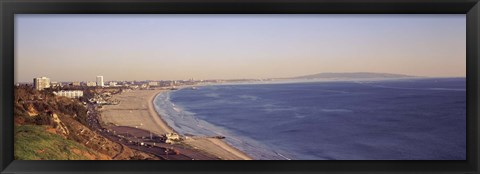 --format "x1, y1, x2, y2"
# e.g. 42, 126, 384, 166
165, 132, 181, 144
